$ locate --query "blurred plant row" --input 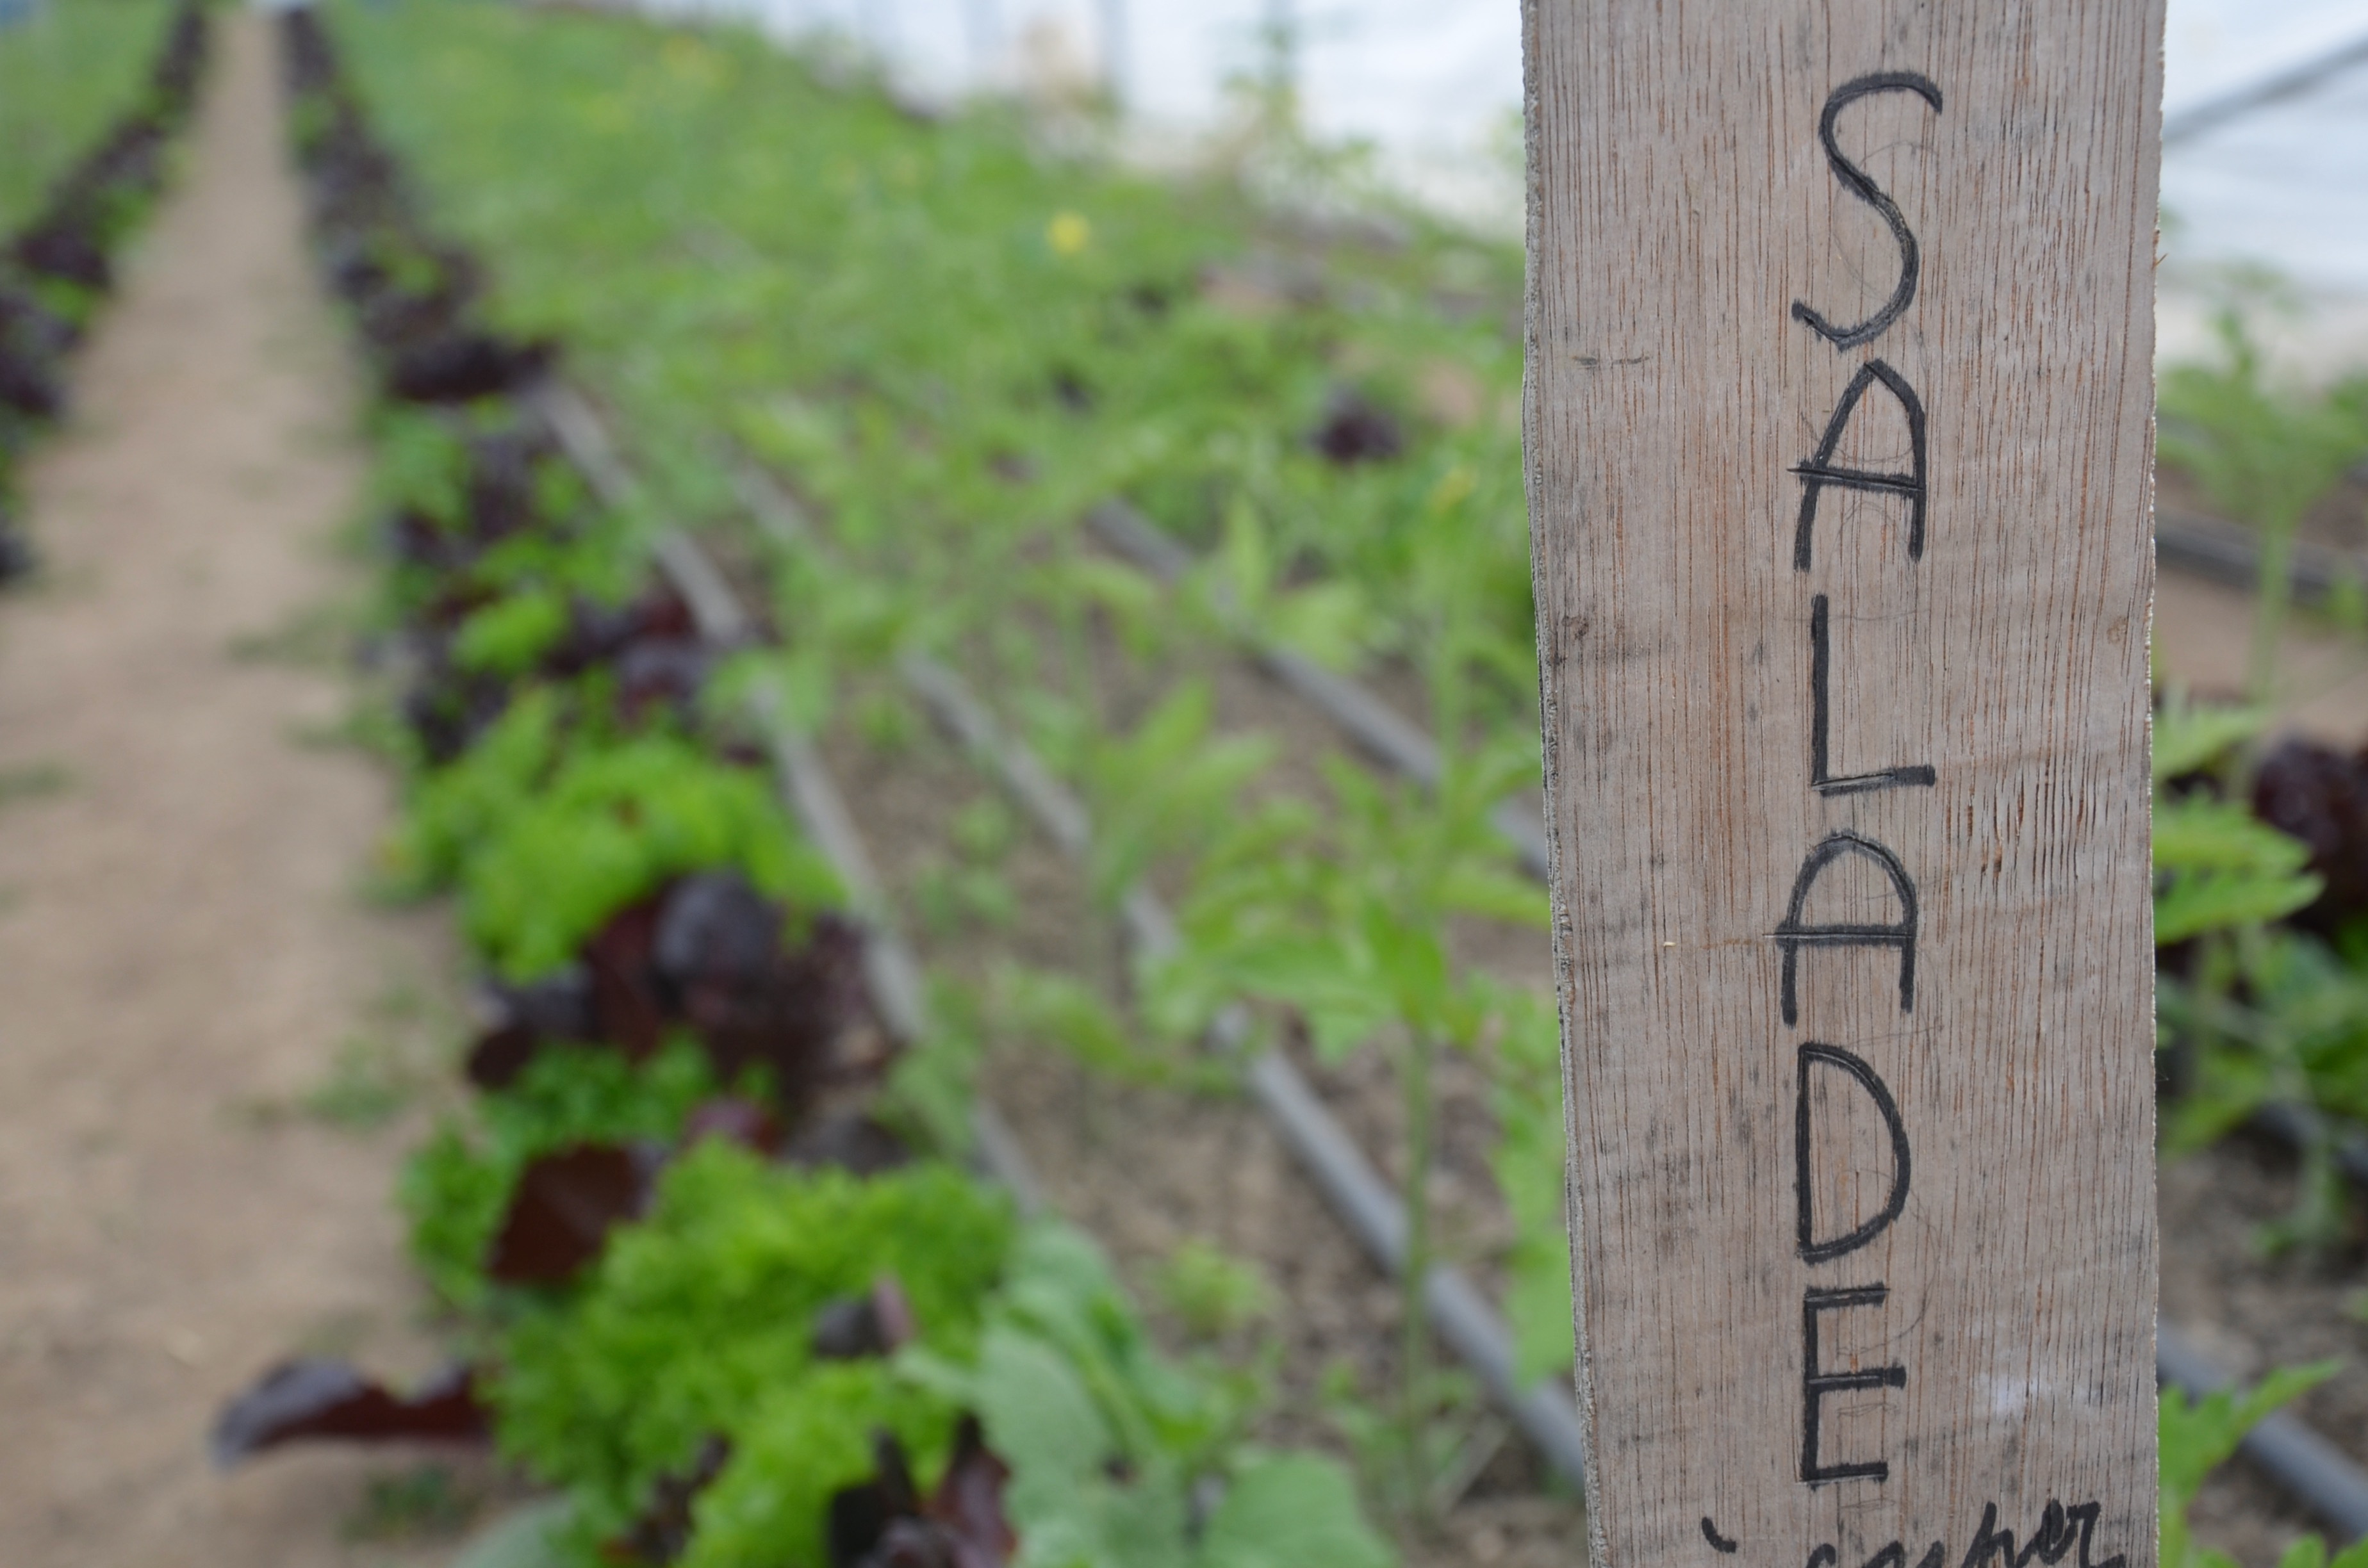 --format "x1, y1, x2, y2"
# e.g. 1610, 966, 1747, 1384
0, 0, 208, 580
0, 0, 181, 234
